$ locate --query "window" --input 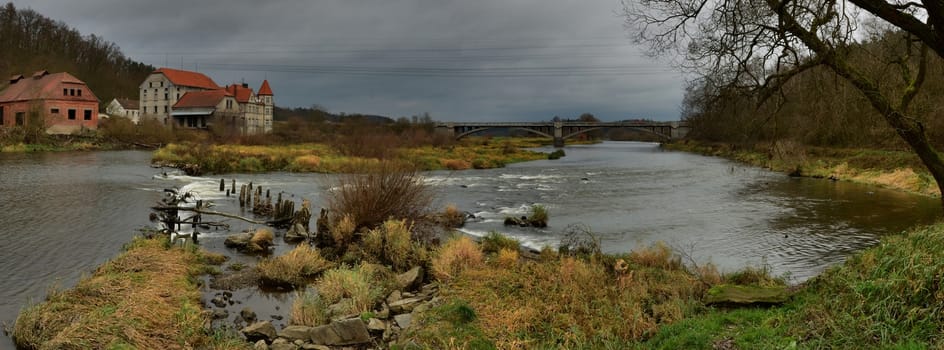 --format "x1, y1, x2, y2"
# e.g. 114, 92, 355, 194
63, 88, 68, 96
160, 81, 163, 87
84, 110, 92, 120
16, 112, 25, 125
77, 90, 82, 97
50, 108, 59, 114
149, 82, 153, 88
154, 106, 158, 113
0, 106, 4, 125
68, 109, 76, 120
164, 93, 168, 100
69, 89, 75, 96
176, 93, 180, 99
164, 106, 168, 113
